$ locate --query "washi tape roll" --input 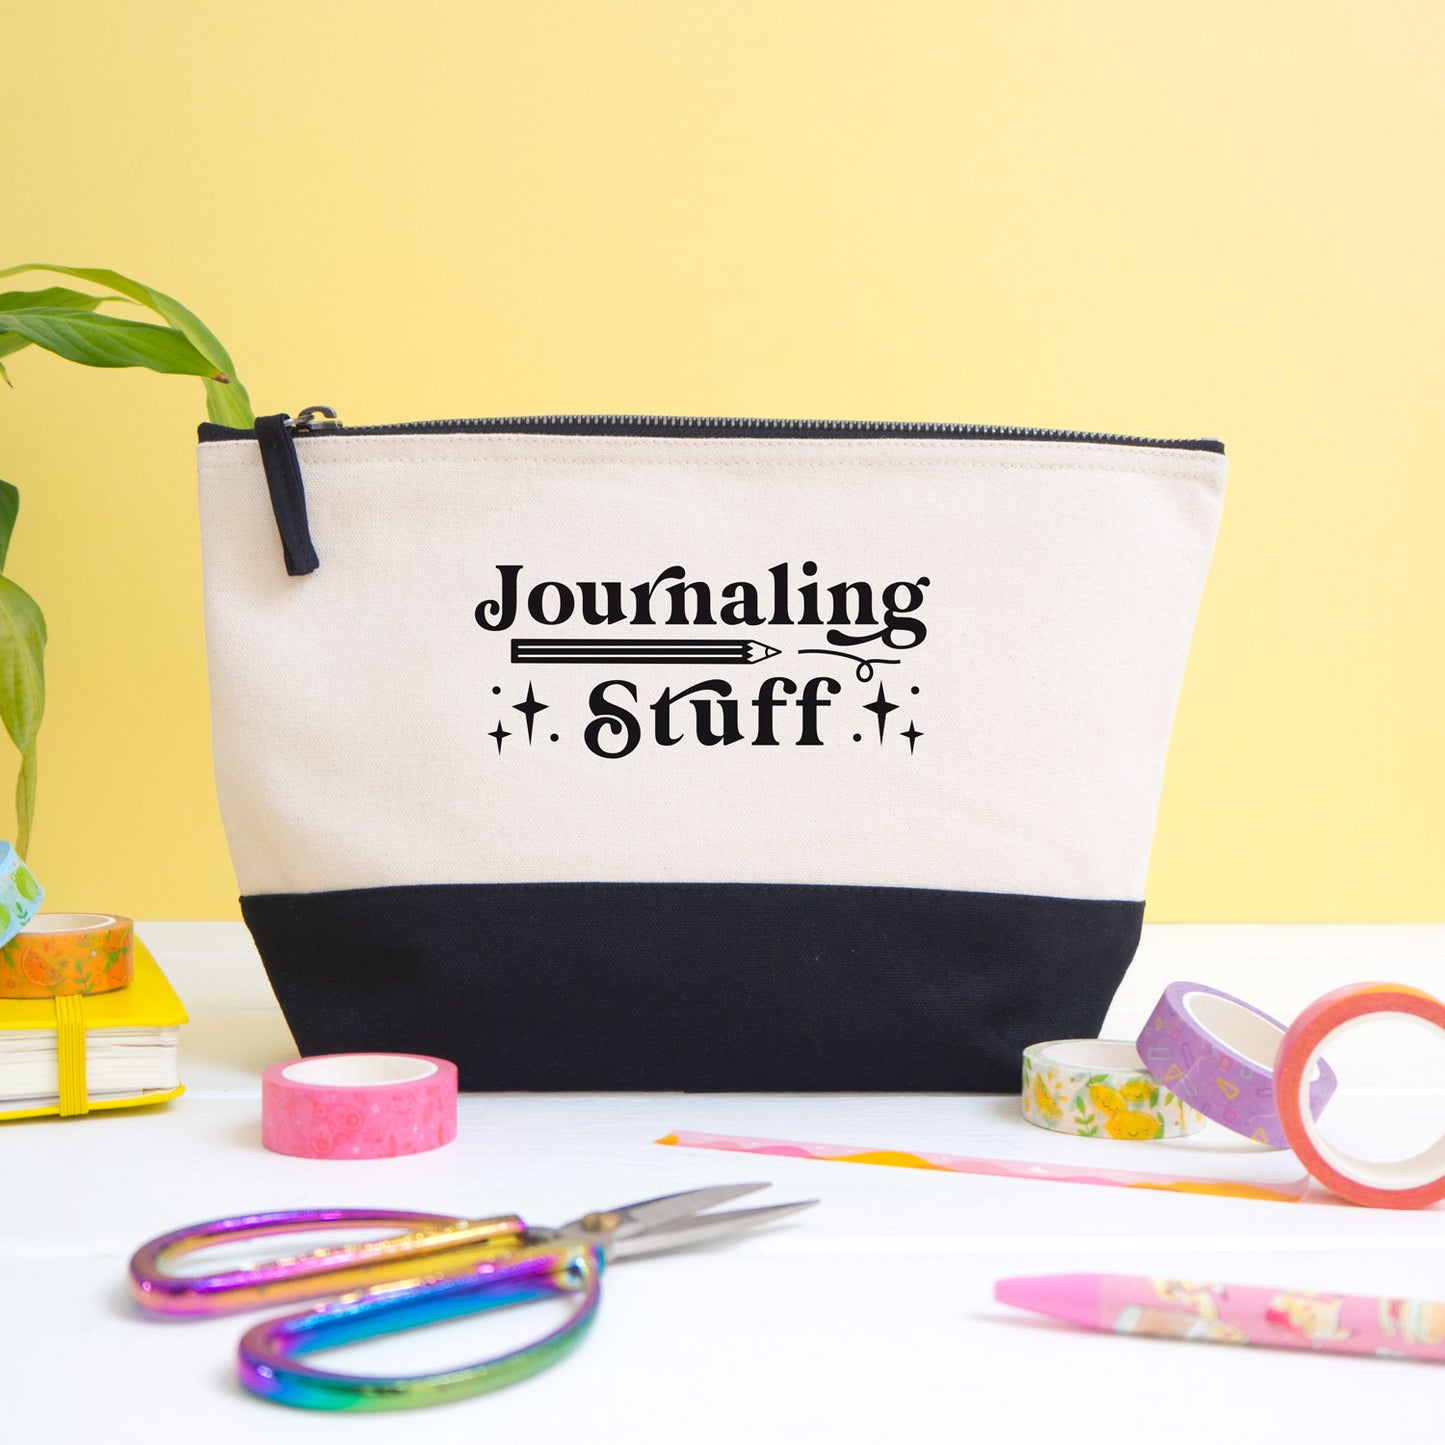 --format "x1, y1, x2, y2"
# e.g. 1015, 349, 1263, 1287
1137, 981, 1337, 1147
0, 912, 132, 999
1276, 983, 1445, 1209
0, 843, 43, 950
1022, 1040, 1206, 1140
262, 1054, 458, 1160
